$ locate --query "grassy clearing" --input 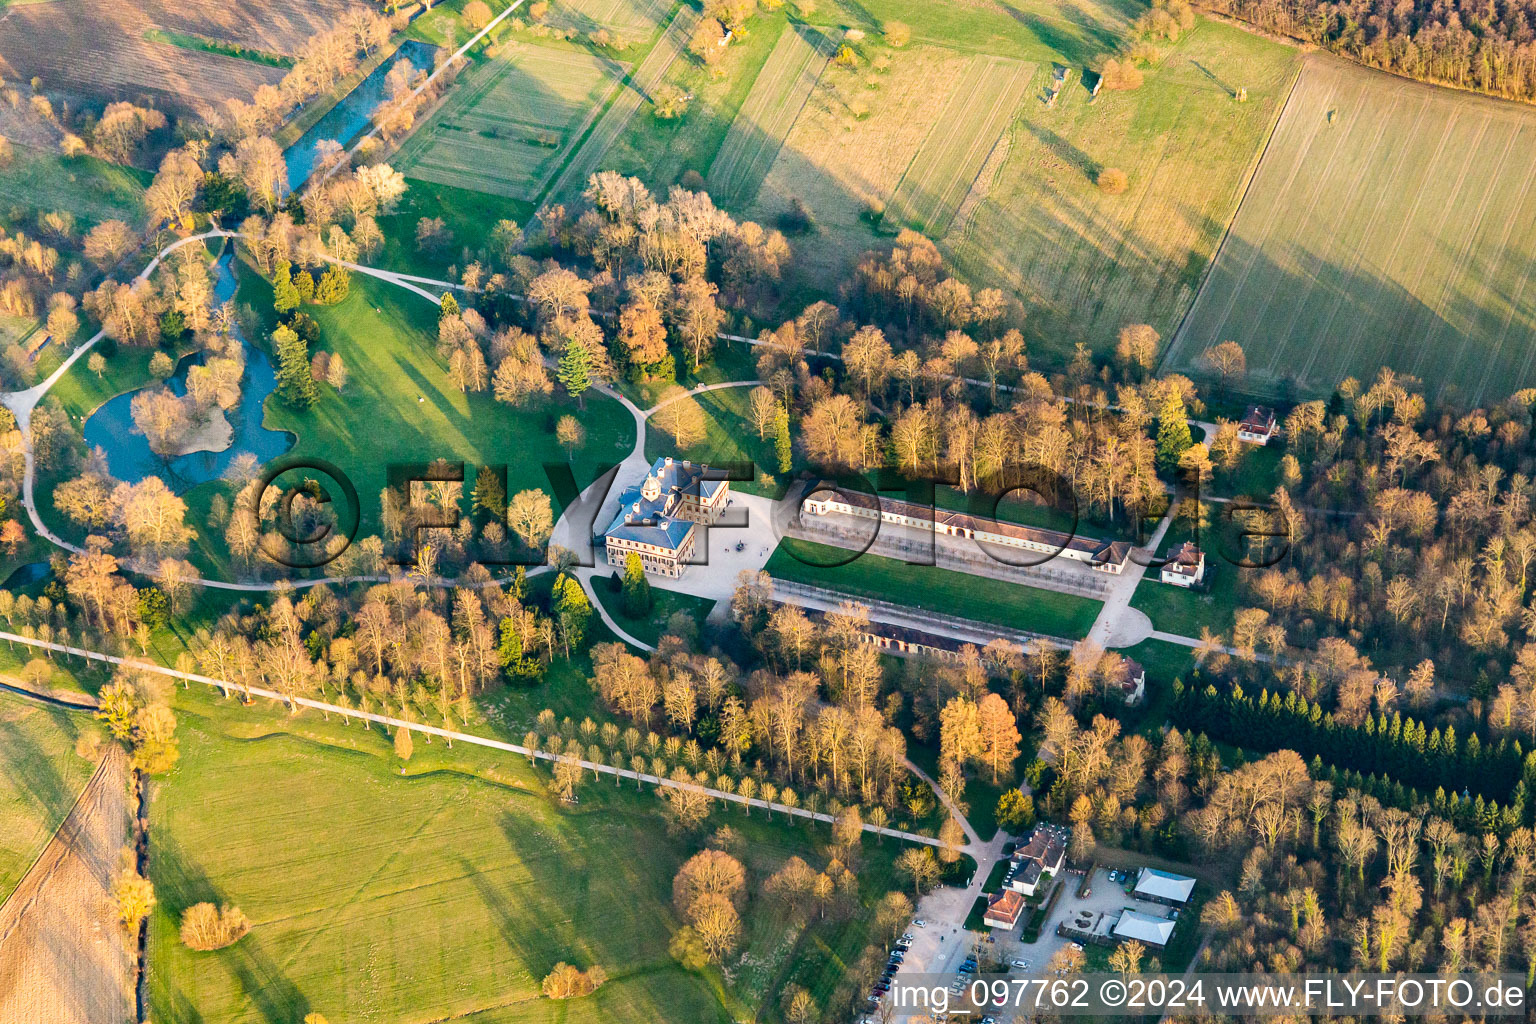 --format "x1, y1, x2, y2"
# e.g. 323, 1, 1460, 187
887, 54, 1034, 236
0, 691, 97, 904
592, 579, 717, 647
235, 267, 636, 535
1165, 54, 1536, 403
380, 177, 535, 277
706, 22, 833, 206
147, 685, 903, 1024
397, 41, 627, 202
144, 28, 293, 67
1111, 636, 1197, 734
766, 537, 1102, 638
0, 147, 149, 229
951, 19, 1300, 365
